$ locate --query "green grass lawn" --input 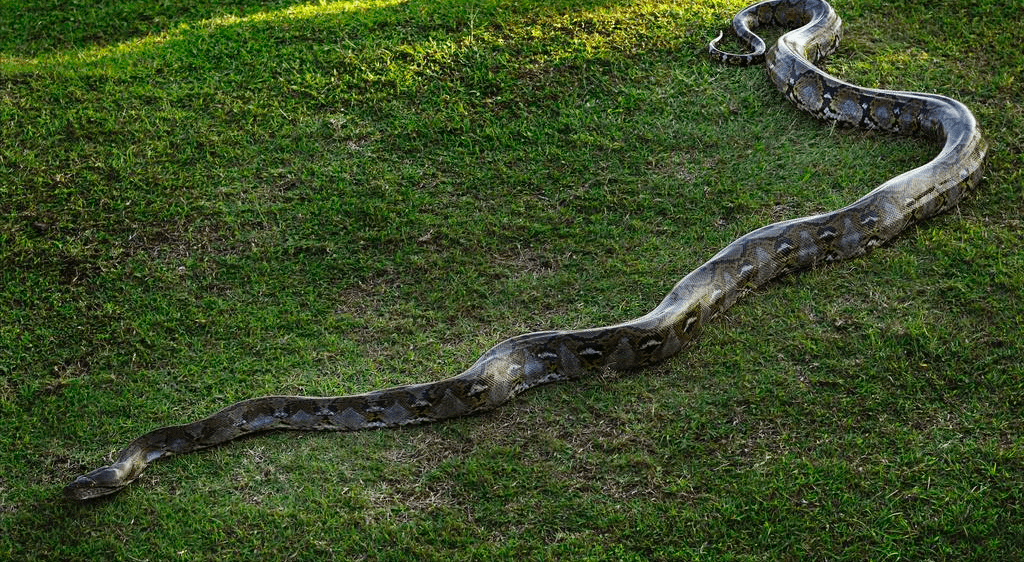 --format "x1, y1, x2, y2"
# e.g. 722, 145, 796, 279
2, 0, 1022, 559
